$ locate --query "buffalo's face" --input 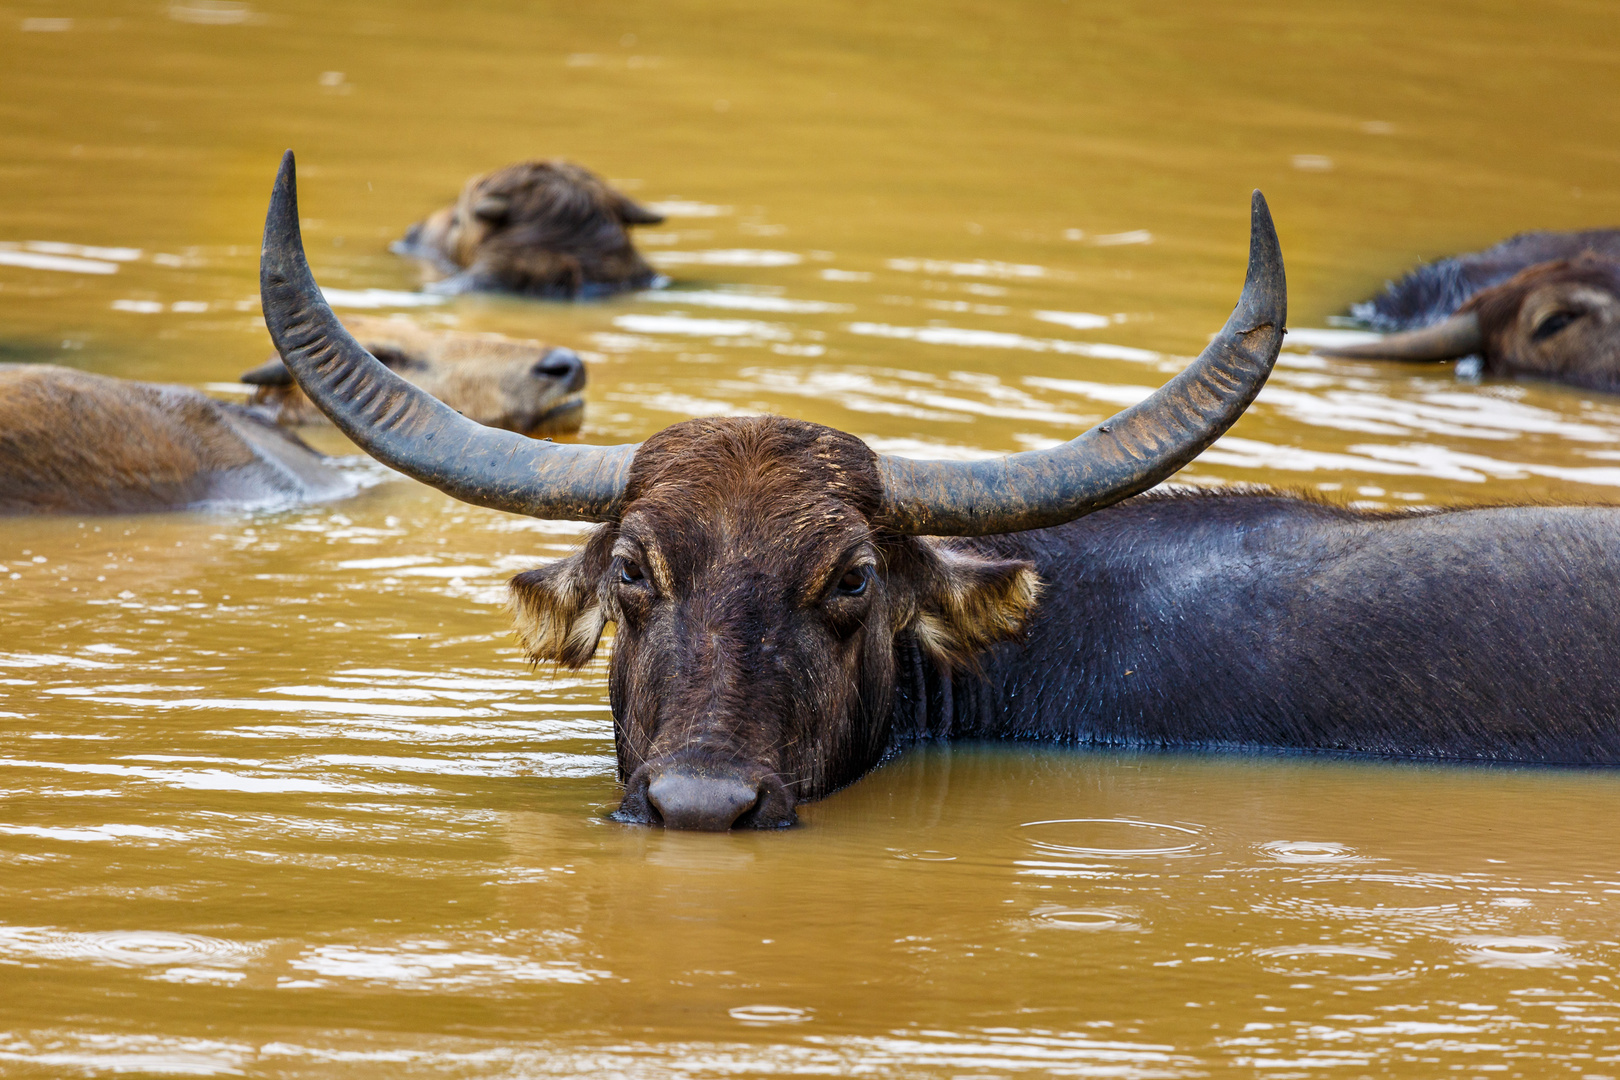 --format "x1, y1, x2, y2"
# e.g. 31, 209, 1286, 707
383, 330, 586, 437
392, 160, 665, 297
242, 316, 586, 436
1465, 256, 1620, 388
508, 418, 1040, 830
